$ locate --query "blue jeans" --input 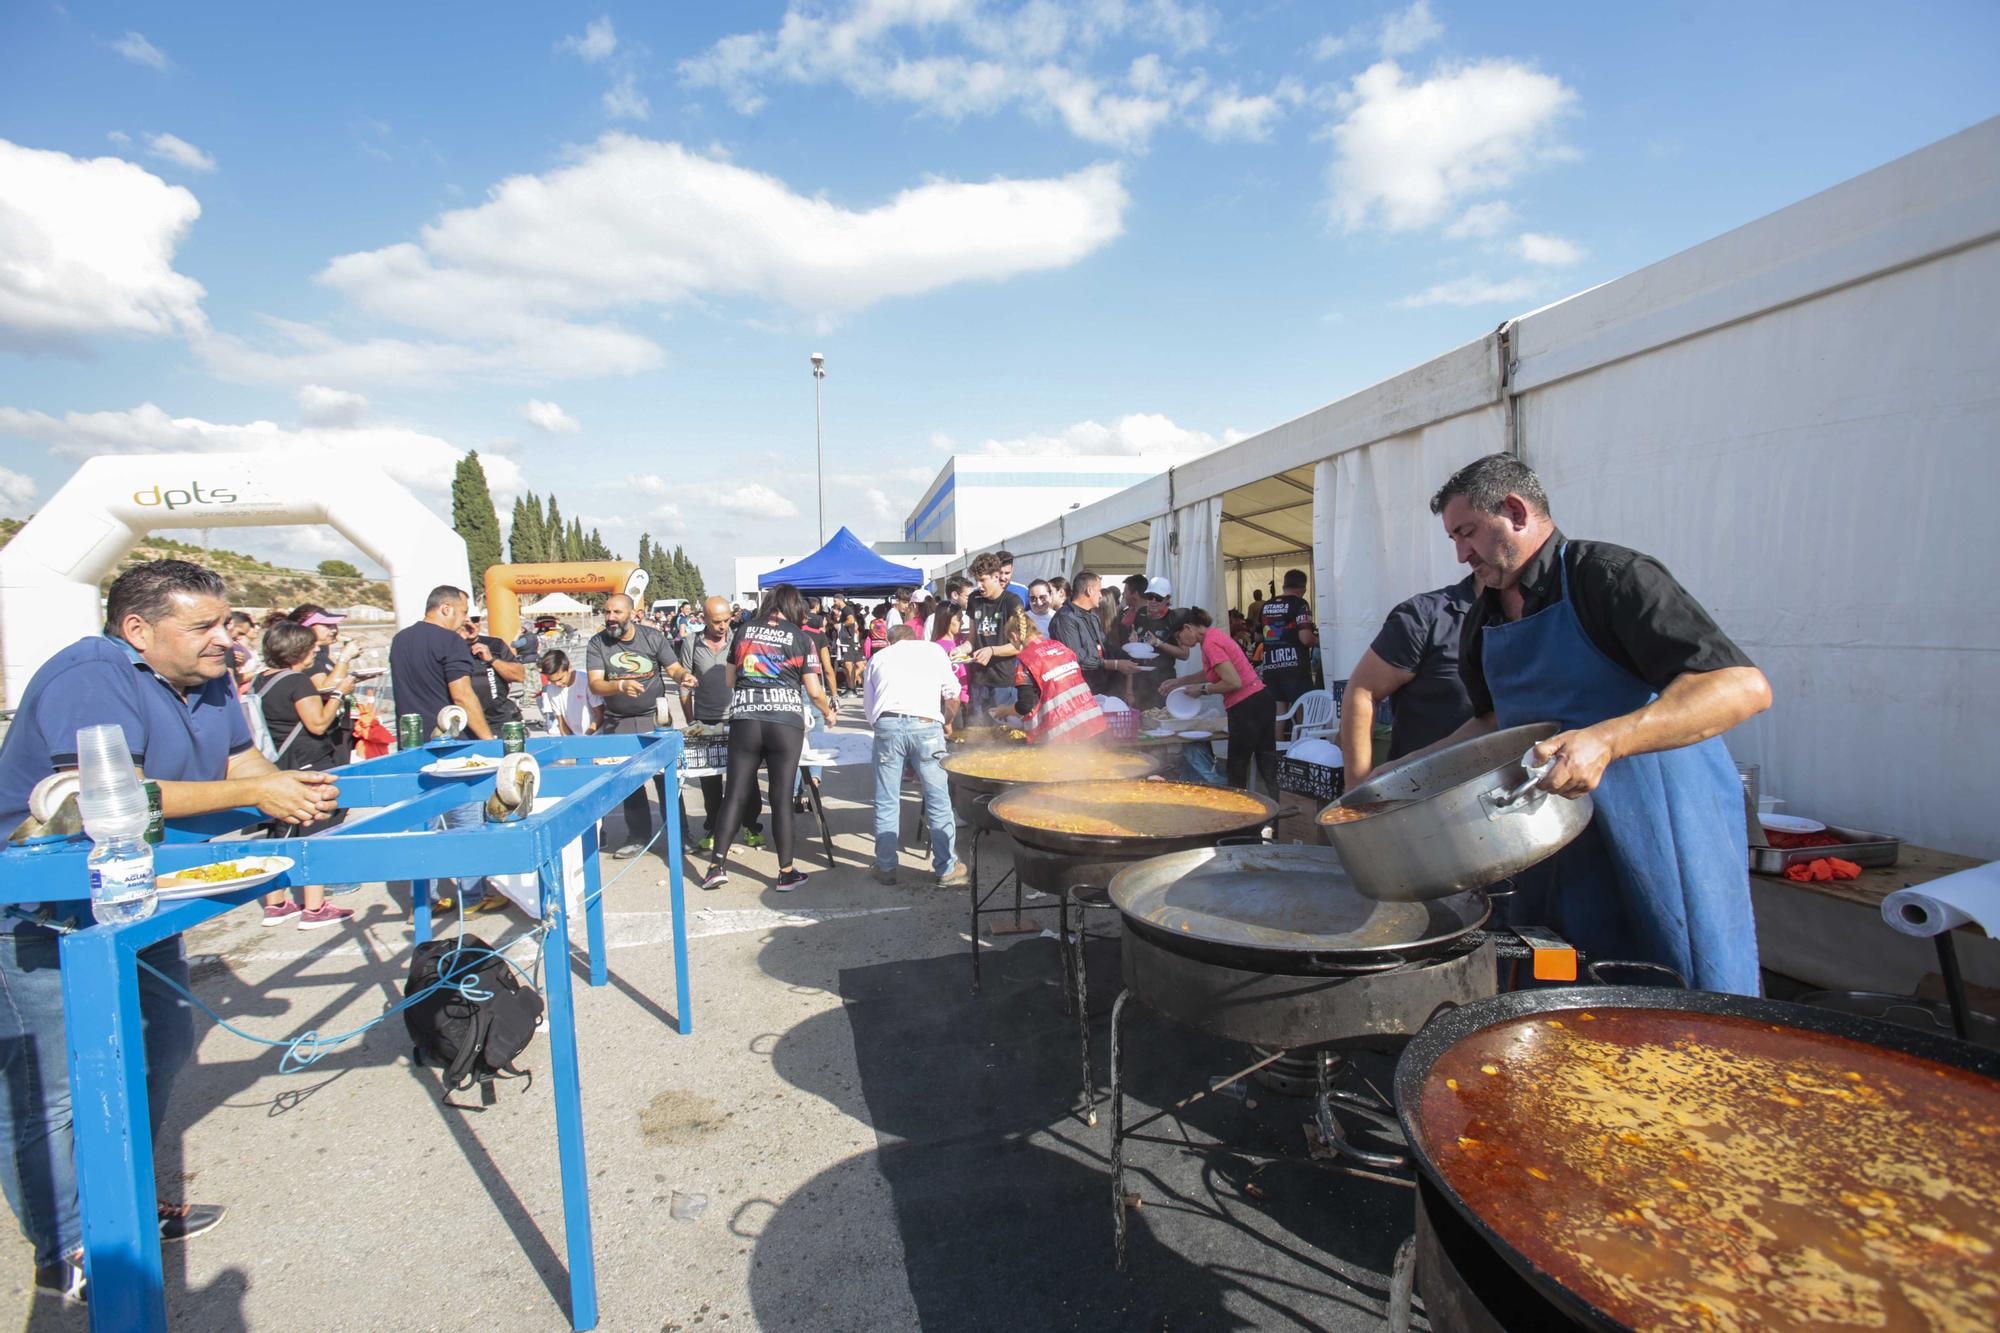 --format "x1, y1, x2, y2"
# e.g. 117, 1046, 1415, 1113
0, 929, 194, 1264
967, 684, 1018, 723
440, 801, 491, 900
872, 716, 956, 875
